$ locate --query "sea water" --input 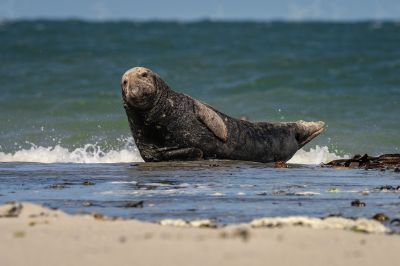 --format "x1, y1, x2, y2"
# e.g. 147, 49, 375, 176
0, 21, 399, 225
